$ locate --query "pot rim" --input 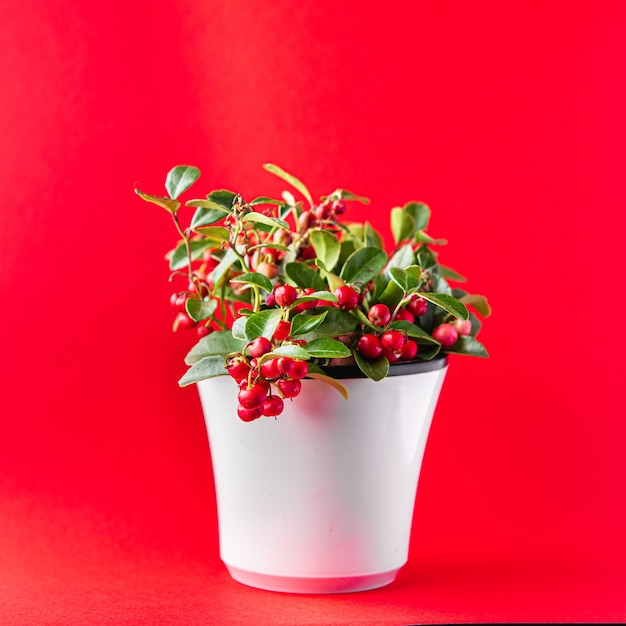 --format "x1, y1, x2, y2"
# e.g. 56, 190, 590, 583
317, 354, 448, 379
